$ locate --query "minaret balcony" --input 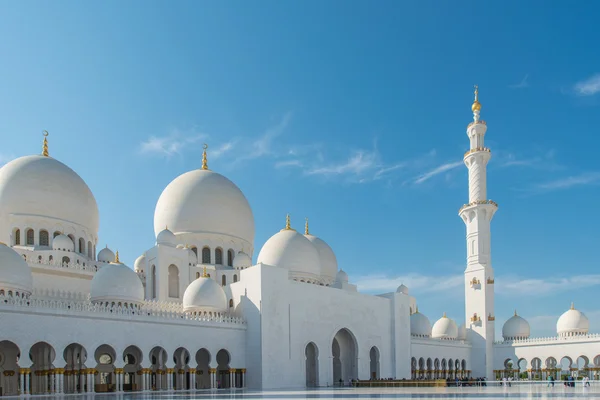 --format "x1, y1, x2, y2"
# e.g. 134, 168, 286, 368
458, 199, 499, 214
464, 147, 491, 158
467, 120, 486, 129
